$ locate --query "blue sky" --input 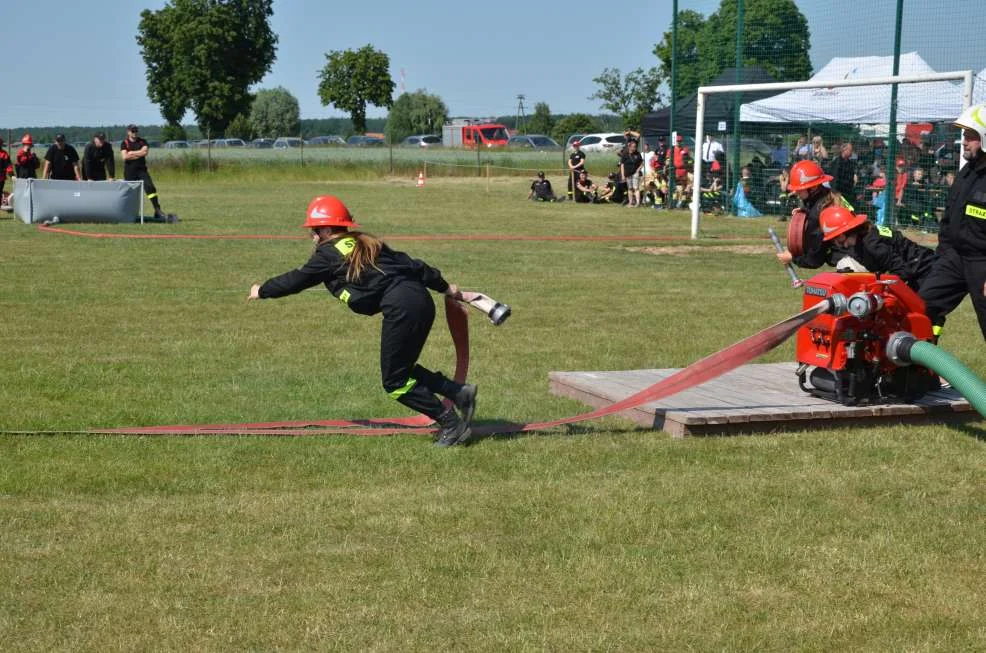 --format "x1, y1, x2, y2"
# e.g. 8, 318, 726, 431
2, 1, 983, 128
